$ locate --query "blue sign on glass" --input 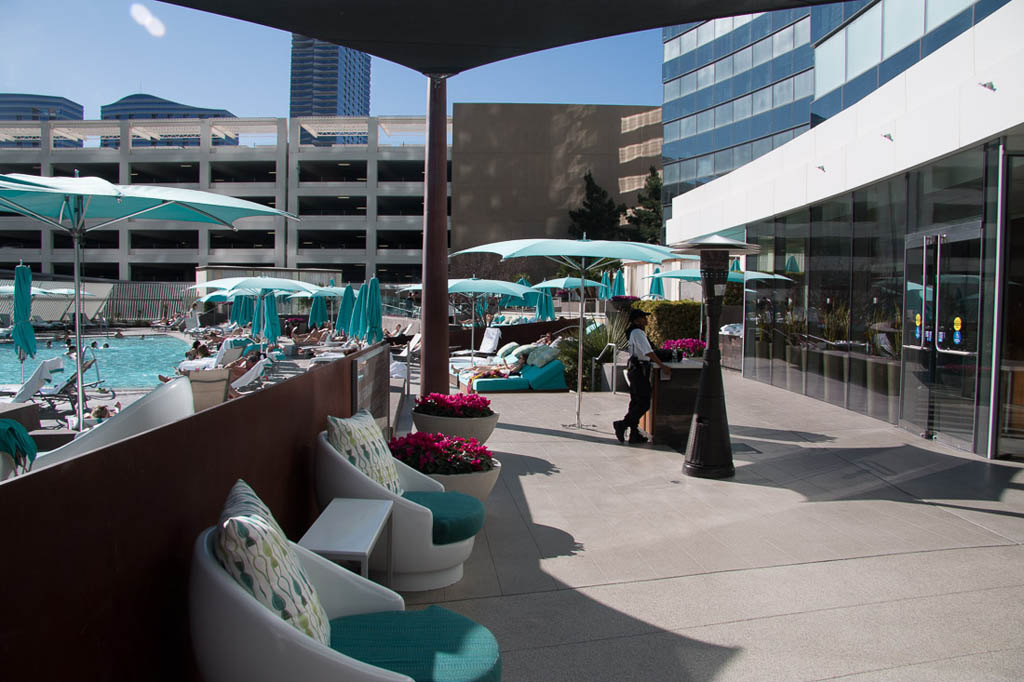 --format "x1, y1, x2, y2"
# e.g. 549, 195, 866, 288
925, 330, 933, 342
938, 331, 945, 343
953, 330, 962, 345
915, 327, 921, 340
